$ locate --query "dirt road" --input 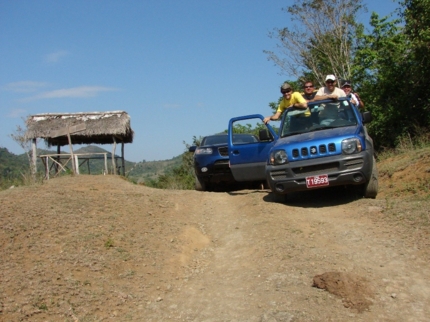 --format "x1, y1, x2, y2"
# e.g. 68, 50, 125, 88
1, 174, 429, 321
